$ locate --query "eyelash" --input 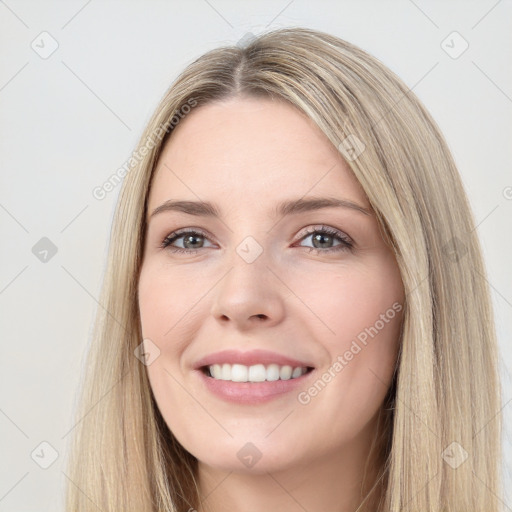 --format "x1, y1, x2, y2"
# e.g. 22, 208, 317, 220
160, 225, 353, 255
